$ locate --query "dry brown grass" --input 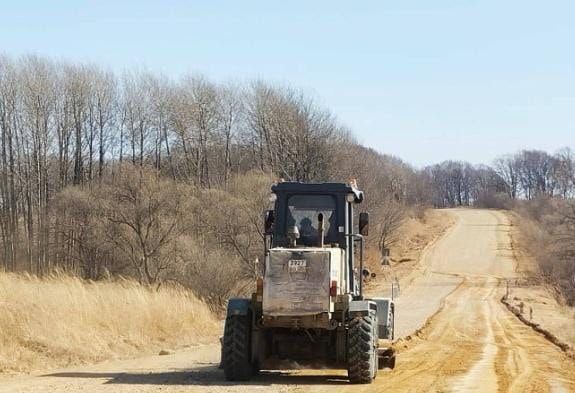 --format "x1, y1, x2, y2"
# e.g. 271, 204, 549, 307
365, 209, 454, 275
0, 272, 219, 374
